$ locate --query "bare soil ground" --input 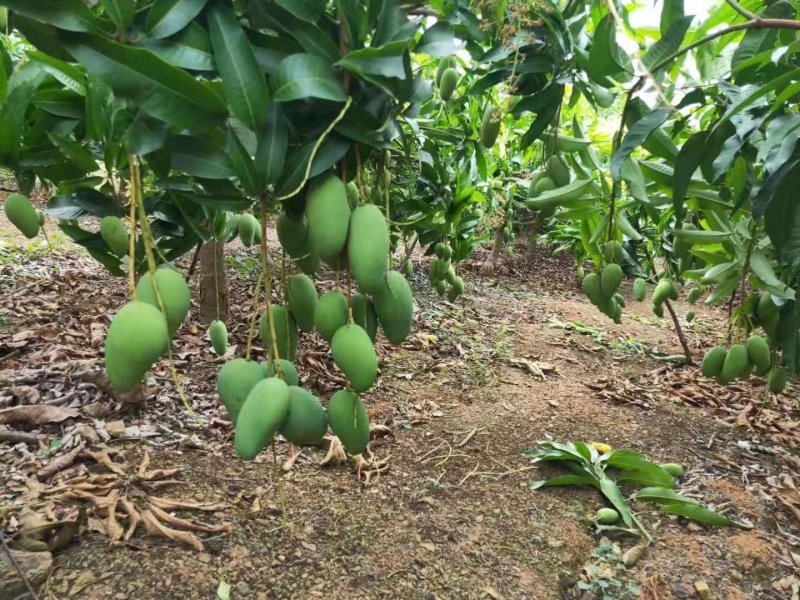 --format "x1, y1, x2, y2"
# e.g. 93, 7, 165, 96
1, 210, 799, 600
